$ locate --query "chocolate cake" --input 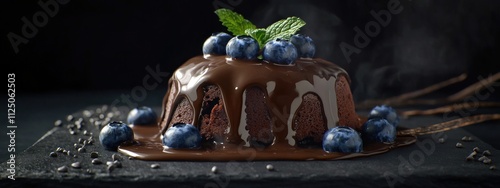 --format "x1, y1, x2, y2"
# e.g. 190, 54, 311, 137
158, 55, 361, 148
